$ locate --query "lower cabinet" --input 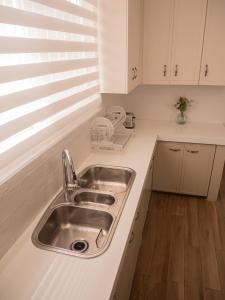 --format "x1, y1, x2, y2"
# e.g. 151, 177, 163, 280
112, 162, 153, 300
153, 141, 216, 196
113, 216, 142, 300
